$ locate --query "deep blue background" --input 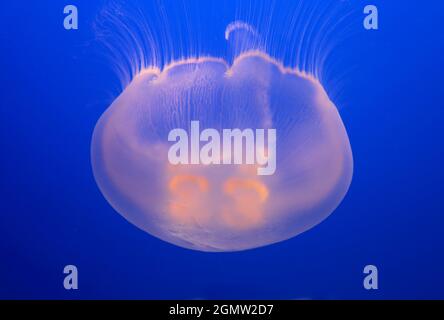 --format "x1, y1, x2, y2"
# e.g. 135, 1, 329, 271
0, 1, 443, 299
